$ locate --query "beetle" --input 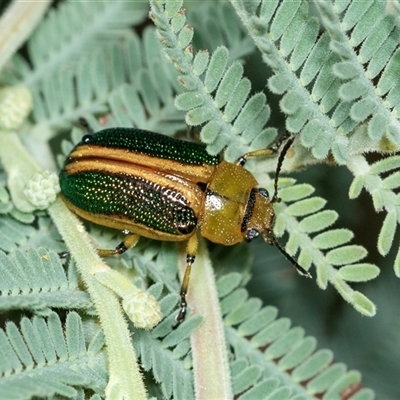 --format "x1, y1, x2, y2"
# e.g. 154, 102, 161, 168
59, 125, 311, 324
